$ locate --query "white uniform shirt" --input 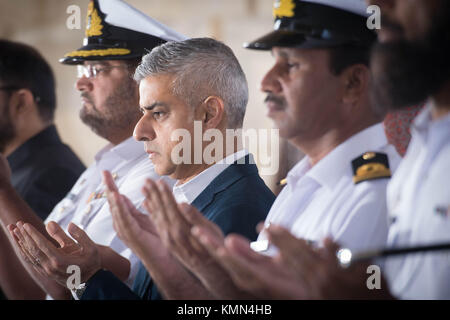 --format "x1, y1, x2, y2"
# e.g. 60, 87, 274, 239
259, 123, 401, 251
385, 104, 450, 299
46, 137, 166, 287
